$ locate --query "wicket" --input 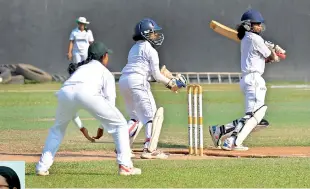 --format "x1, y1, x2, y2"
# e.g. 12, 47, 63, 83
187, 84, 203, 156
